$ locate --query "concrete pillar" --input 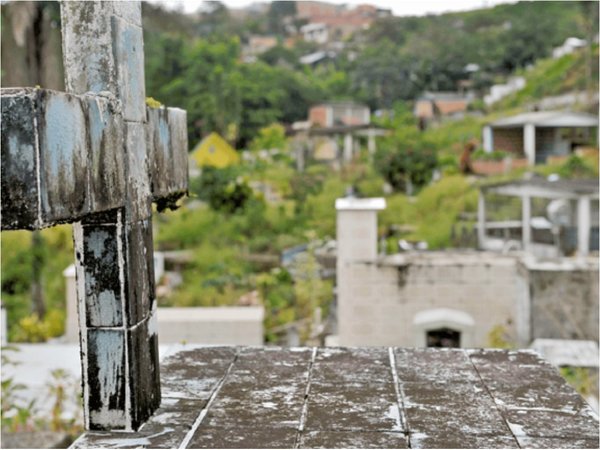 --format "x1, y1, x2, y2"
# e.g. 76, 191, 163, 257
577, 196, 591, 257
477, 191, 486, 249
524, 123, 536, 165
367, 130, 376, 156
522, 195, 532, 251
343, 133, 353, 164
336, 198, 387, 263
63, 264, 79, 343
482, 125, 493, 153
336, 197, 386, 347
